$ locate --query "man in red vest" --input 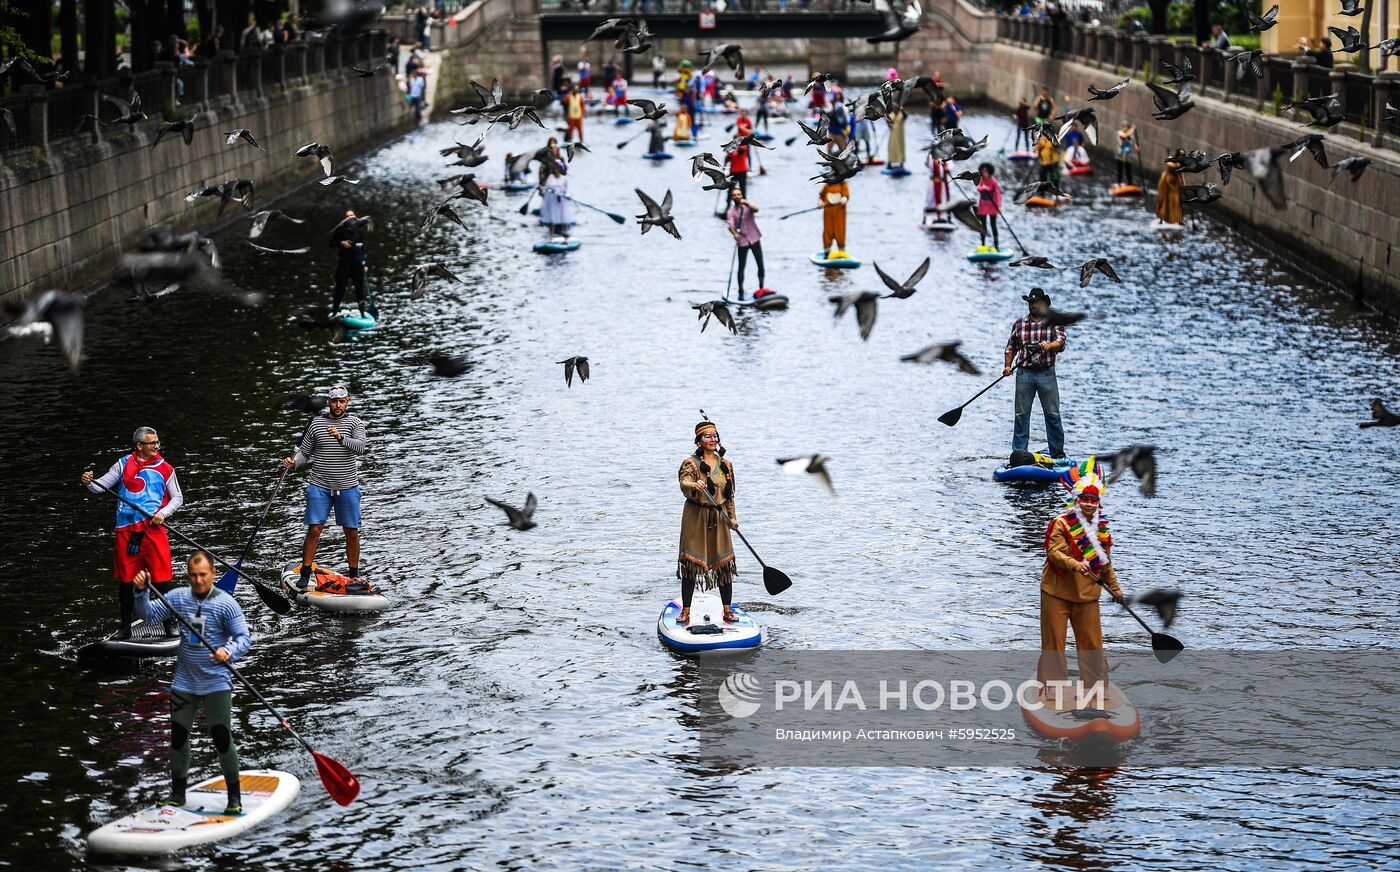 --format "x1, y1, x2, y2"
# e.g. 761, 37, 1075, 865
82, 426, 184, 638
